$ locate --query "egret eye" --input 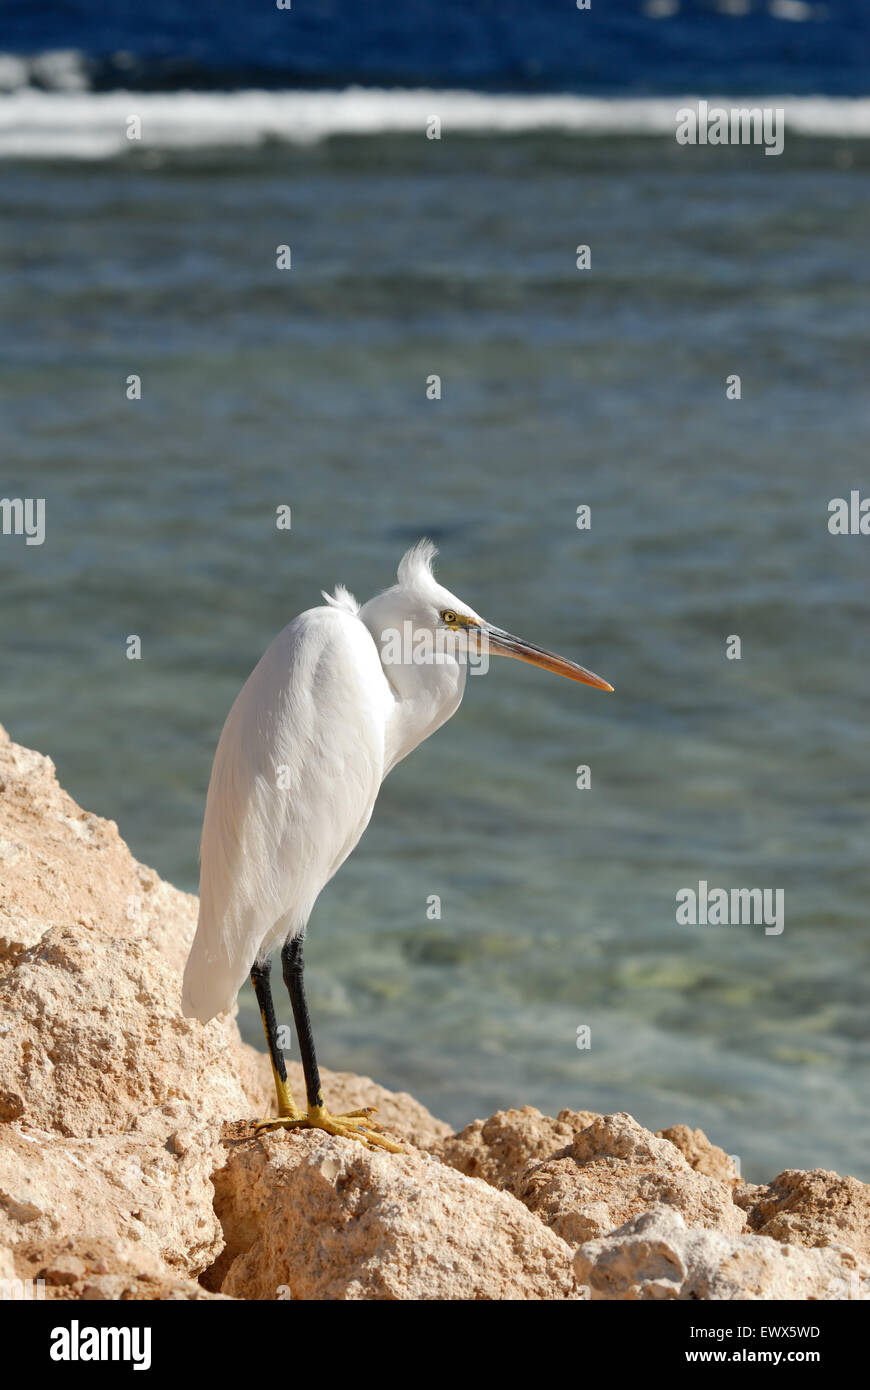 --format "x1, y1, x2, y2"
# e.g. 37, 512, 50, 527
441, 609, 458, 625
